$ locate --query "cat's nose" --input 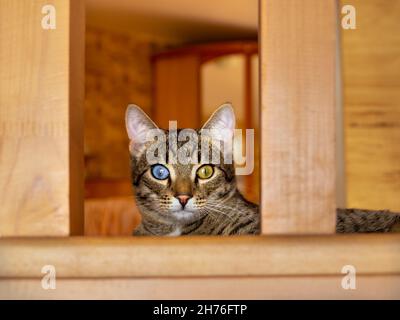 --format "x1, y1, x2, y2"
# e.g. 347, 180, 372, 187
176, 195, 191, 208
